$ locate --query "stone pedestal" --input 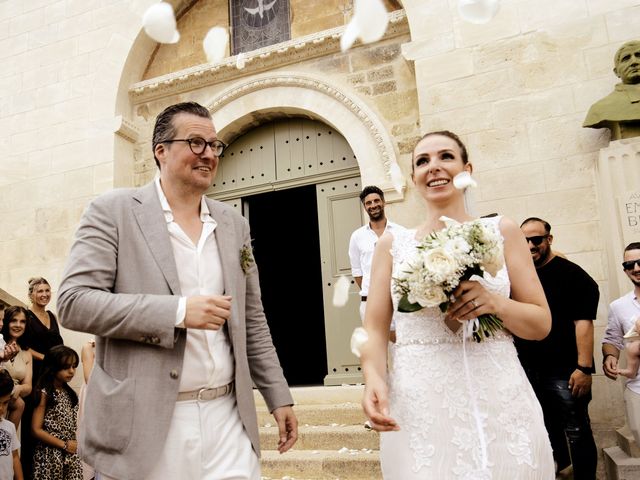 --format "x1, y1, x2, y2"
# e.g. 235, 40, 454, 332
596, 137, 640, 300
